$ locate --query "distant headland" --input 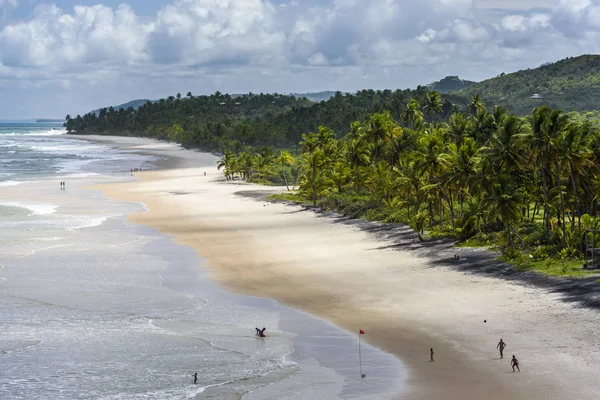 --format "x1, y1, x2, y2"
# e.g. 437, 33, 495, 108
35, 119, 64, 123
